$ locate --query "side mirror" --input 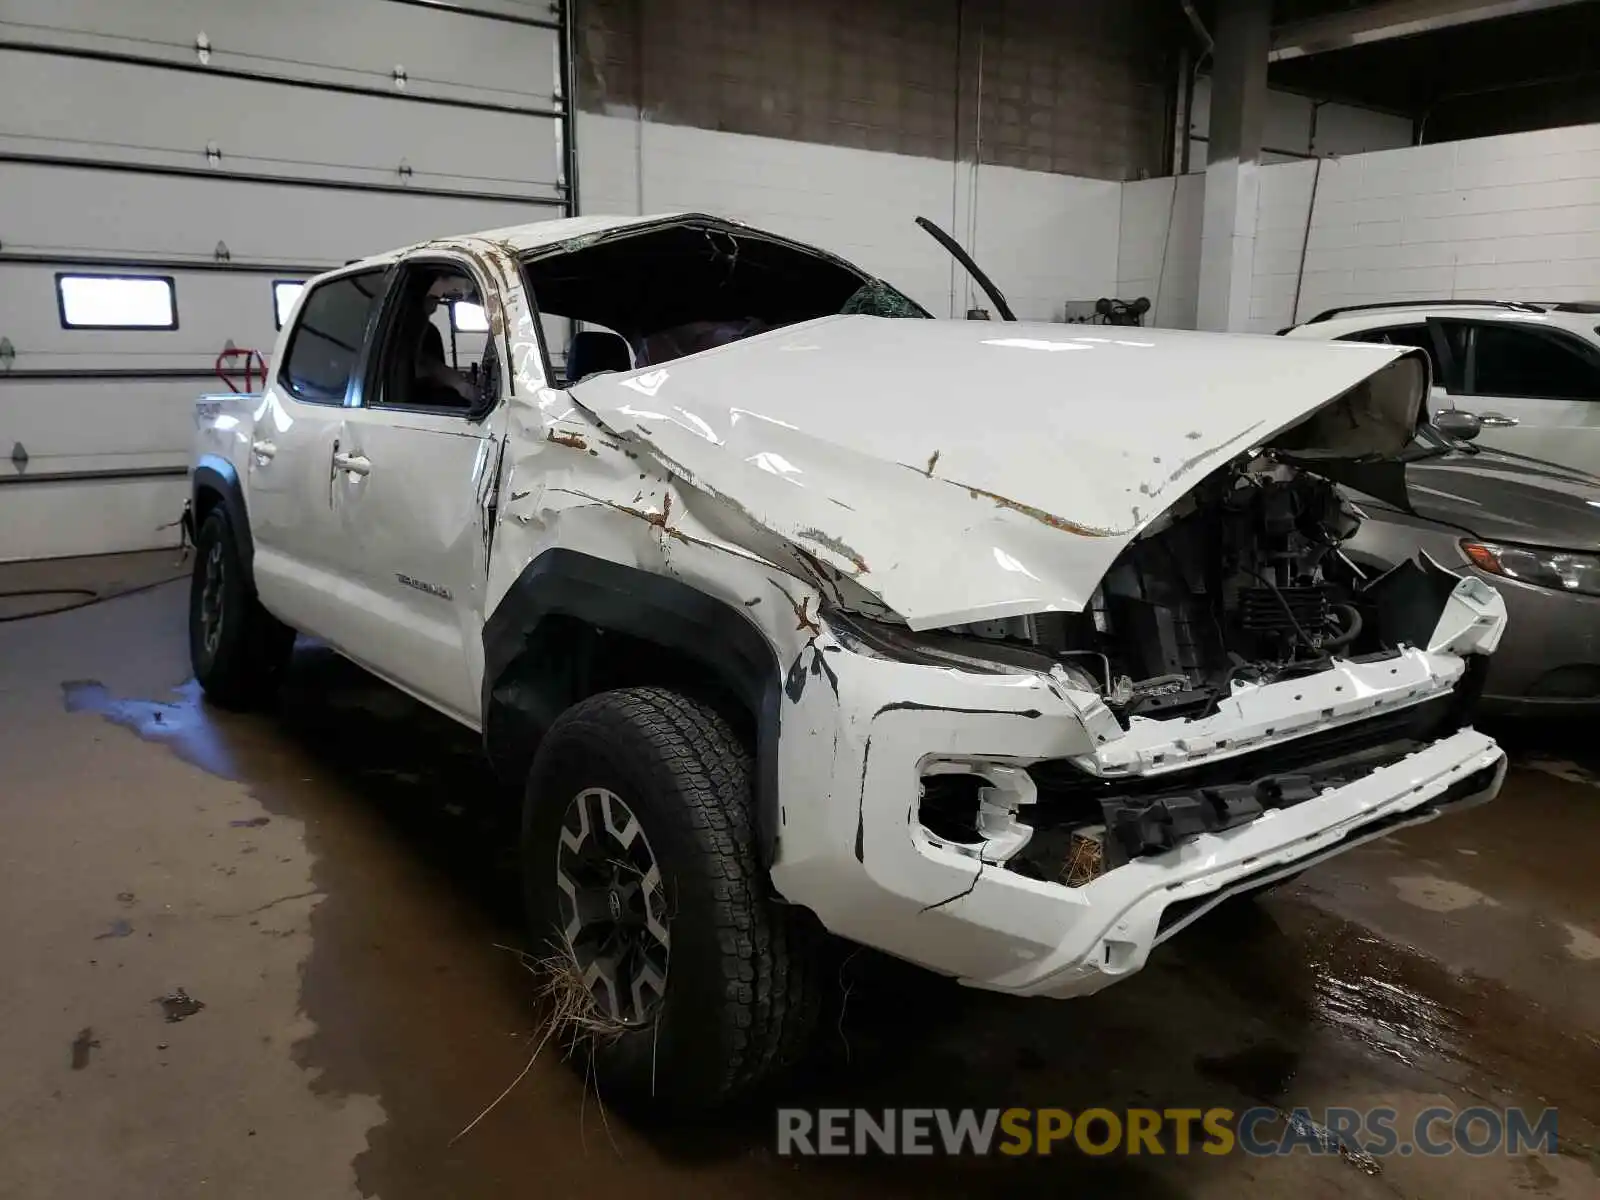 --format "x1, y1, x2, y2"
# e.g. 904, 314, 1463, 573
1434, 409, 1482, 442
